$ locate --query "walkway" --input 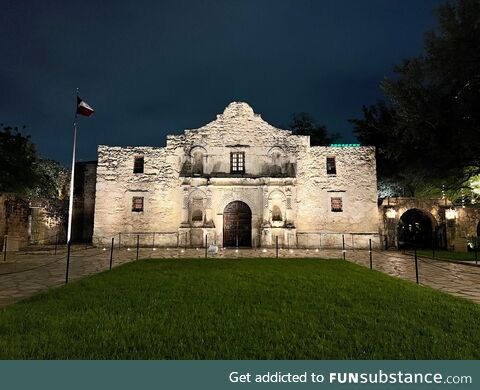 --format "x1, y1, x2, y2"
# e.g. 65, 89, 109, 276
0, 246, 479, 307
